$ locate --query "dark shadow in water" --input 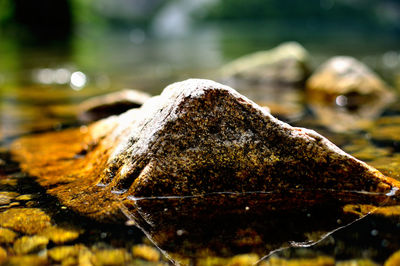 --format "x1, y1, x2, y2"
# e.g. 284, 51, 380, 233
121, 189, 397, 265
